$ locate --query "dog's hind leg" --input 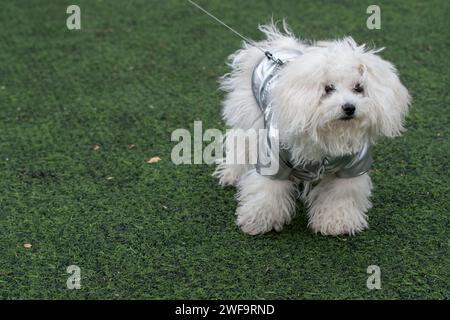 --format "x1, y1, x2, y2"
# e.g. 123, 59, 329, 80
212, 130, 257, 187
213, 162, 249, 187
